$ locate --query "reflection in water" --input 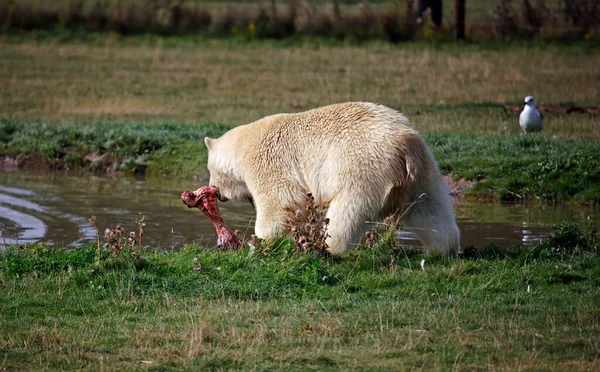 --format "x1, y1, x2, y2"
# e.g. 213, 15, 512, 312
0, 184, 97, 246
0, 172, 597, 250
0, 205, 46, 244
0, 172, 256, 249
